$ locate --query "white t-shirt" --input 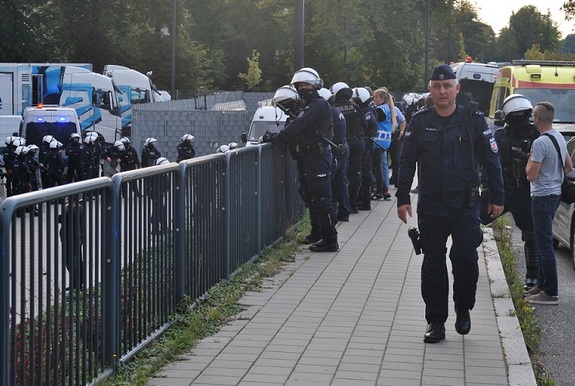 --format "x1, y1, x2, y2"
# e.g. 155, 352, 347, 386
529, 129, 567, 197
